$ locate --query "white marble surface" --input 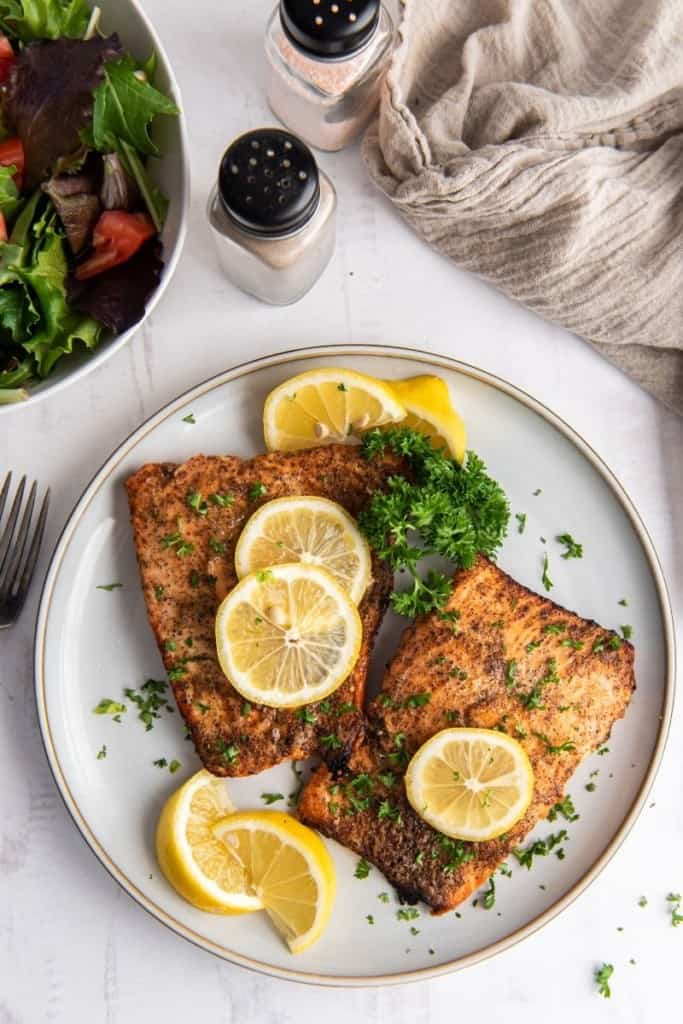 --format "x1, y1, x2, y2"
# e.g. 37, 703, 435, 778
2, 1, 681, 1020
